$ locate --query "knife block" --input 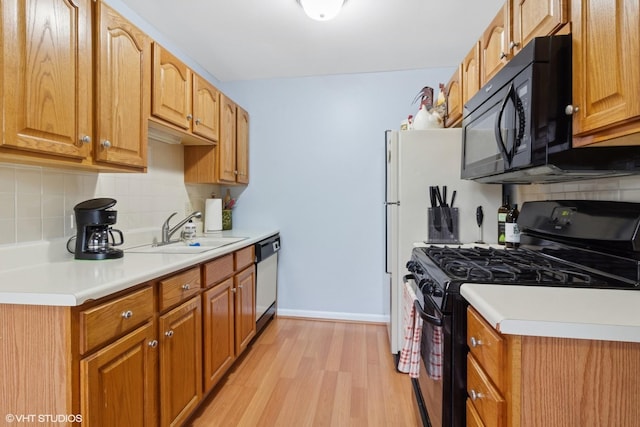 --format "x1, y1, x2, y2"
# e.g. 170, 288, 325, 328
427, 207, 460, 243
